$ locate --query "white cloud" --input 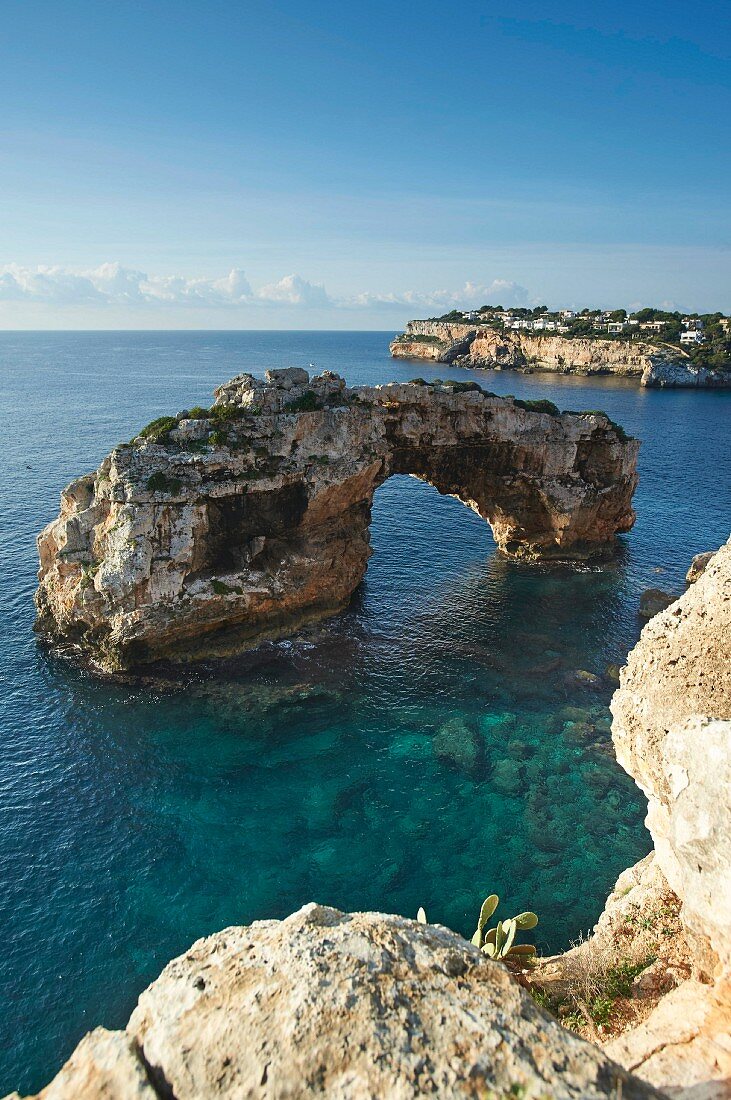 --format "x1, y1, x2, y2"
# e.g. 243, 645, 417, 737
0, 265, 531, 314
341, 279, 532, 311
255, 273, 331, 307
0, 264, 255, 307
